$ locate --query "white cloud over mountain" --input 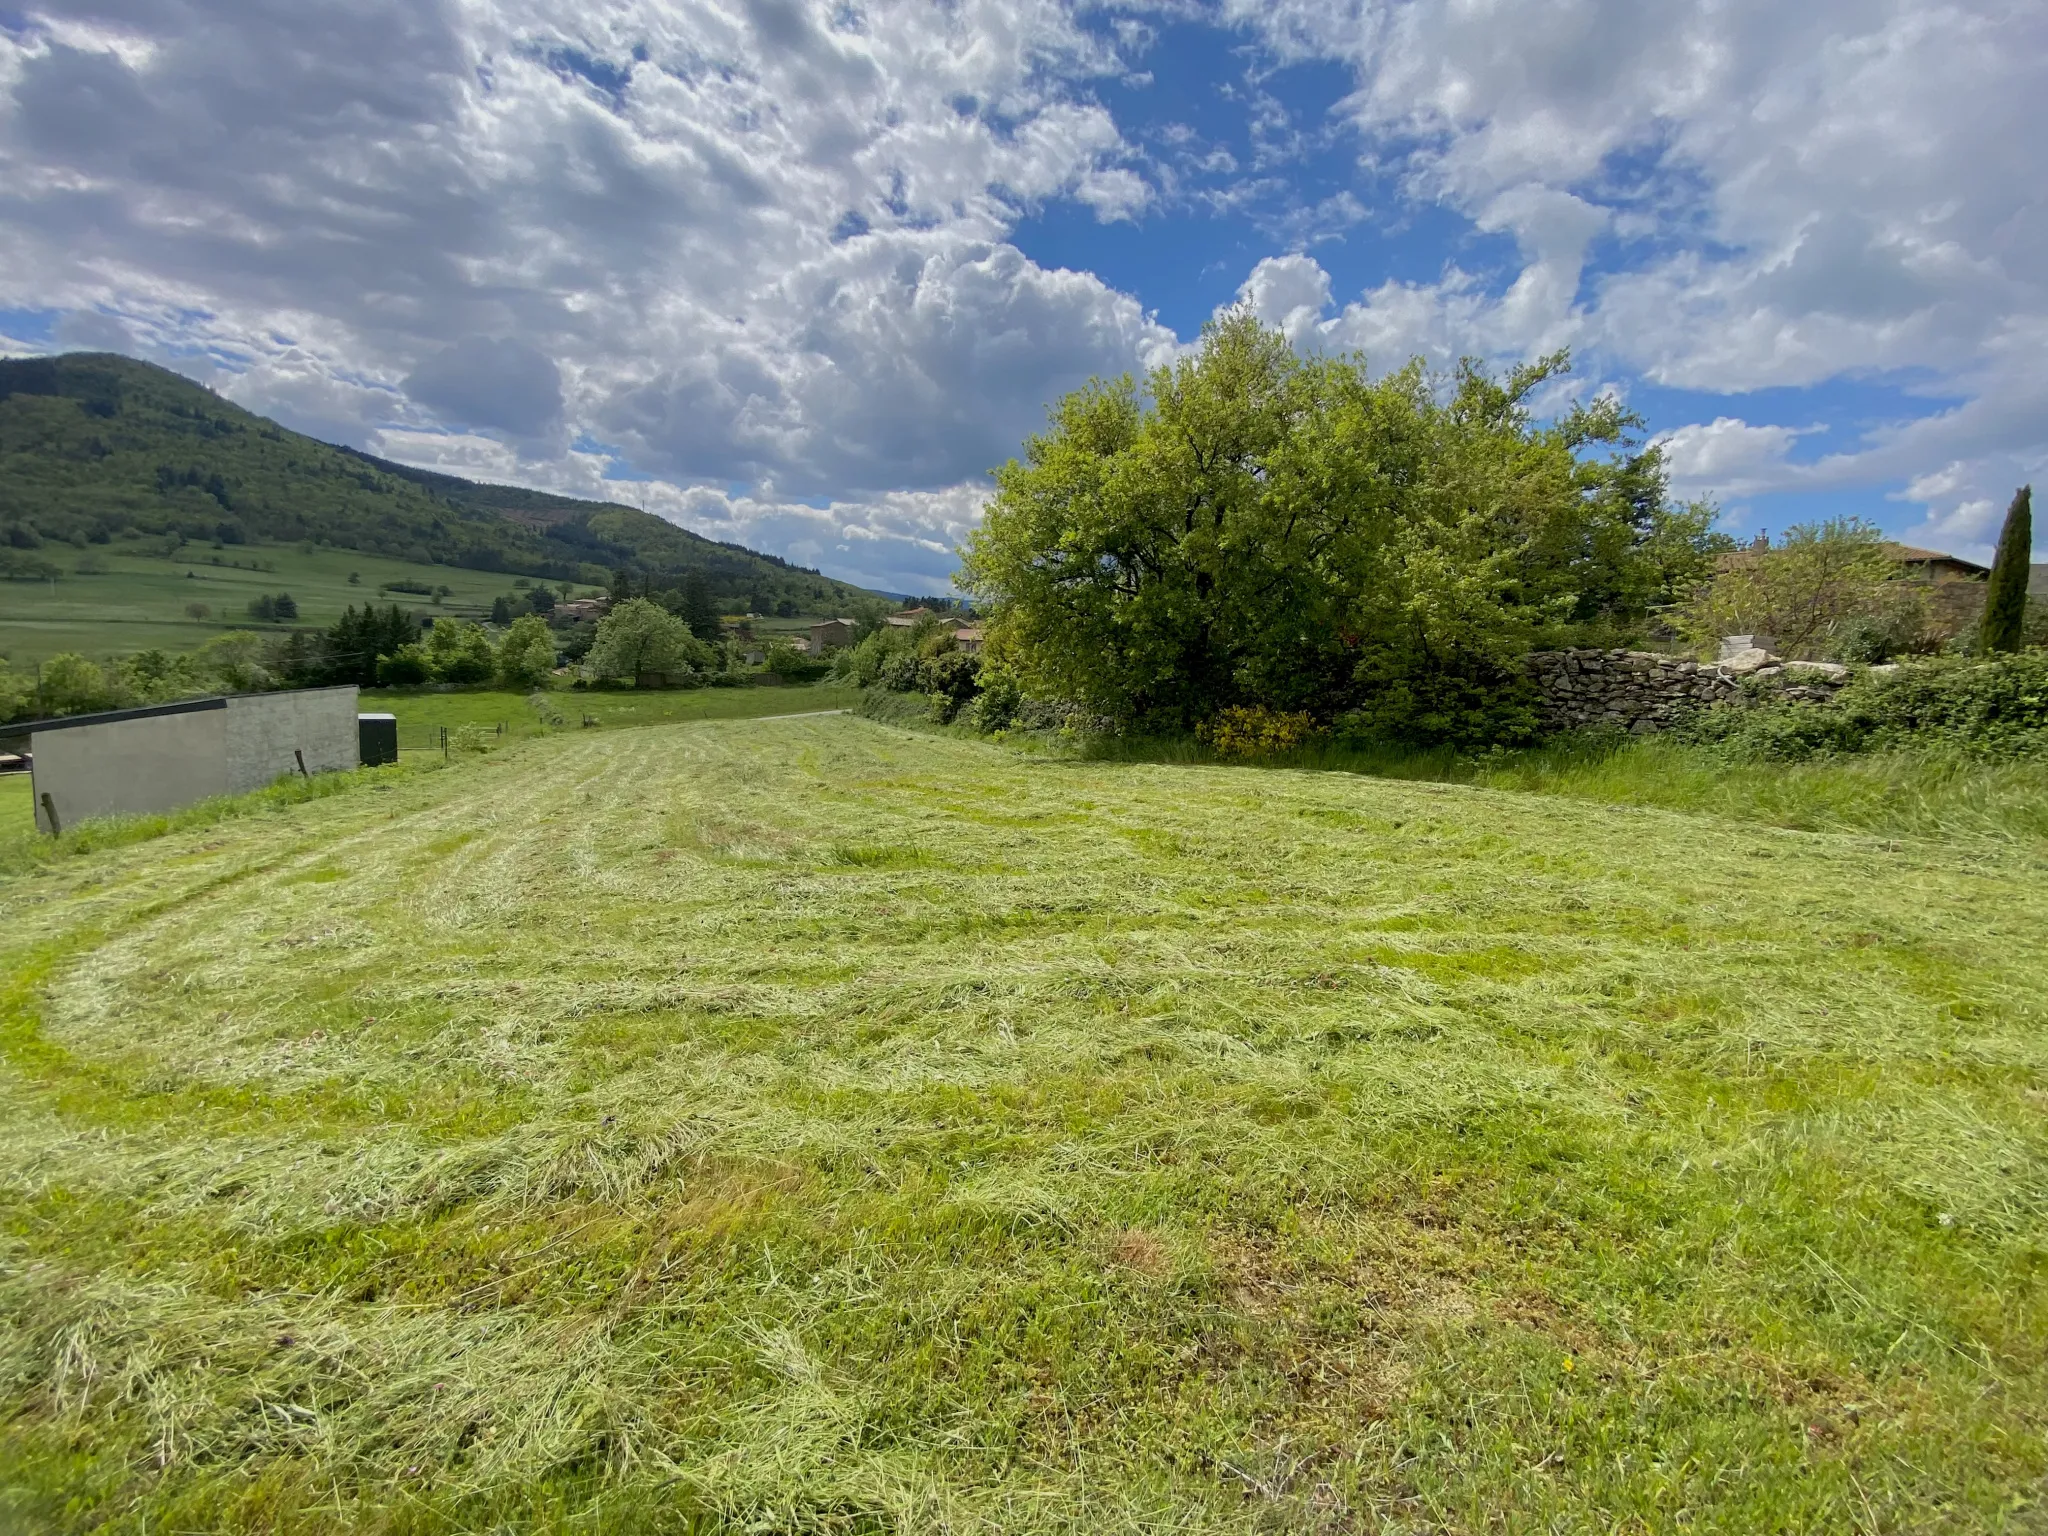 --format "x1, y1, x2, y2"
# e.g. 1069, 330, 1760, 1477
1, 0, 2040, 586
